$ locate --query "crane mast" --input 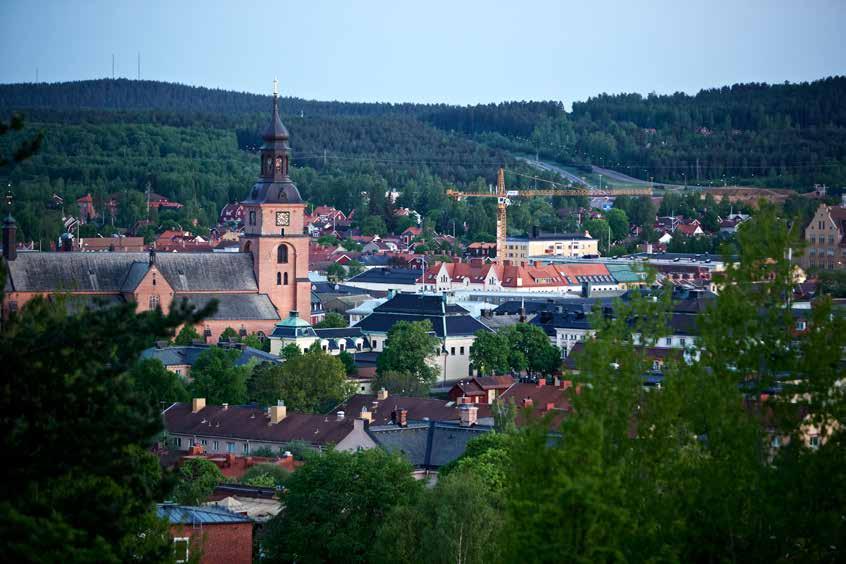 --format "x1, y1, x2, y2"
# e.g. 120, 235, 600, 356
447, 167, 652, 264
